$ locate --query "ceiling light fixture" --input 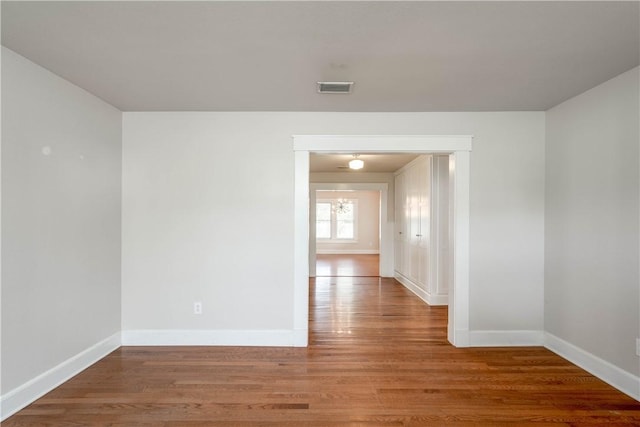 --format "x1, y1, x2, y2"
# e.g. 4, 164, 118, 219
349, 155, 364, 170
334, 199, 351, 214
